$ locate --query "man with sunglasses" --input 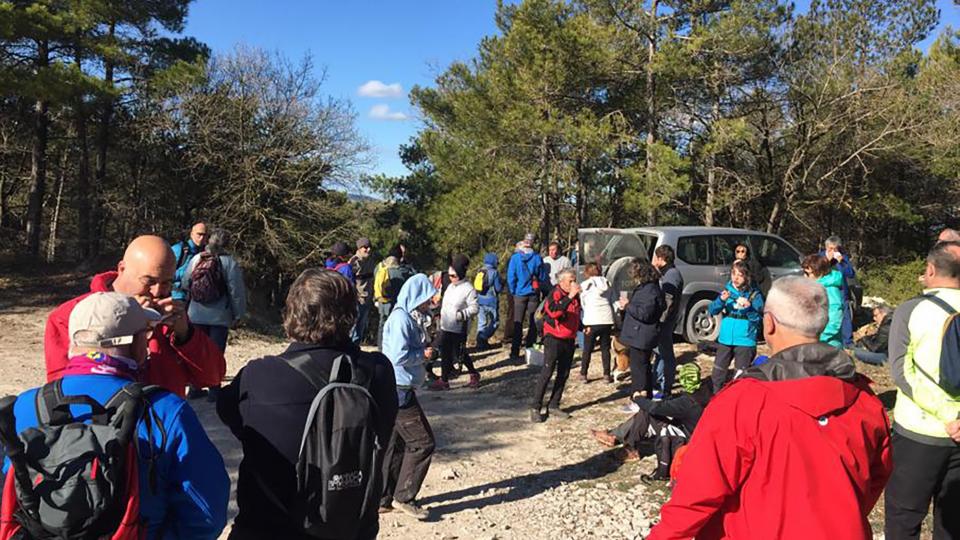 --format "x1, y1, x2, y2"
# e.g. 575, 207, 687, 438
44, 235, 226, 397
649, 276, 891, 540
3, 292, 229, 539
